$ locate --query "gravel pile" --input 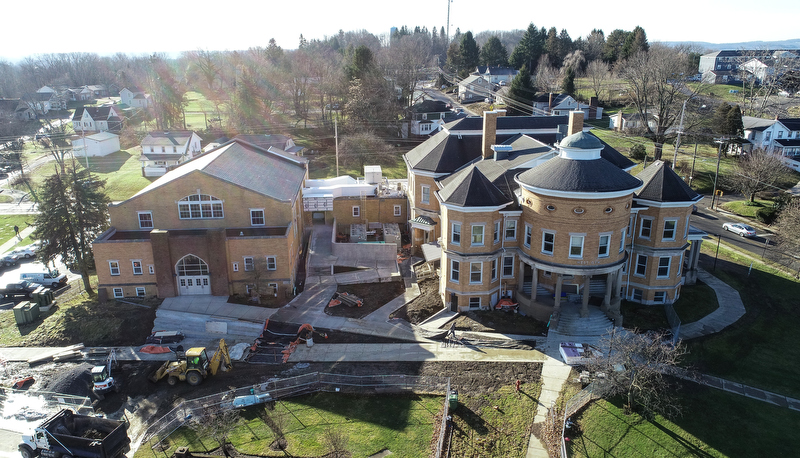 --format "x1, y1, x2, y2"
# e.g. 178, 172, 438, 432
40, 362, 94, 397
